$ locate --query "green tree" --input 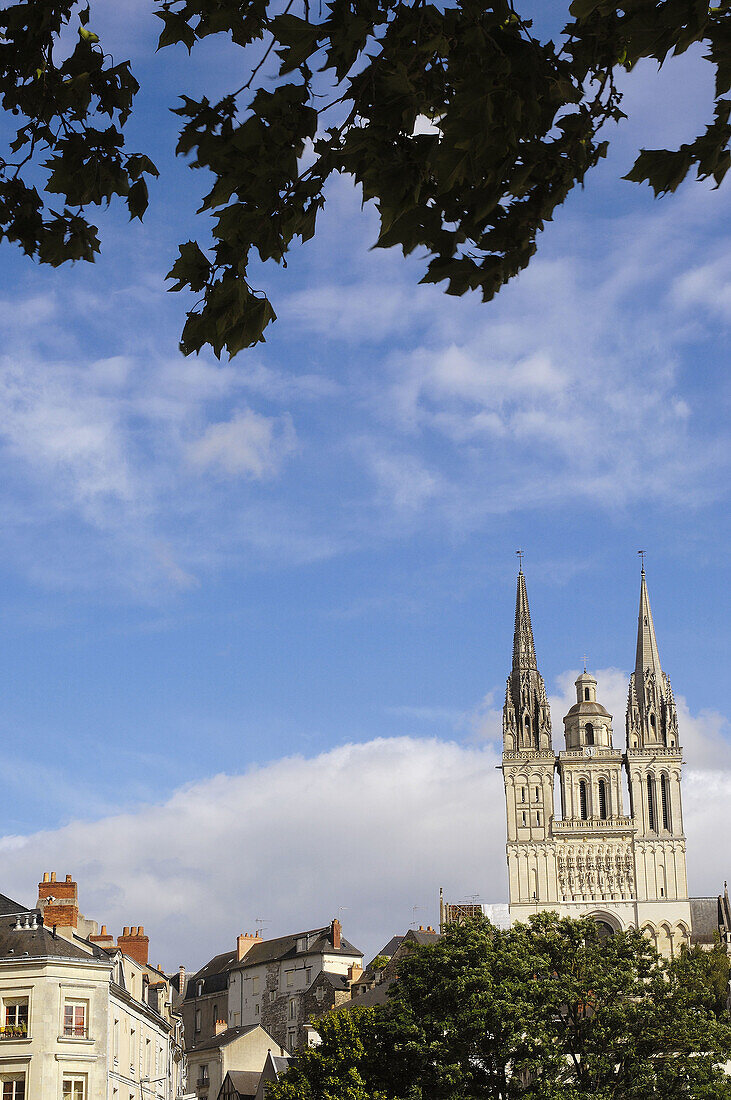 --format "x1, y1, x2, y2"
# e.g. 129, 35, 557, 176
1, 1, 730, 357
269, 914, 731, 1100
